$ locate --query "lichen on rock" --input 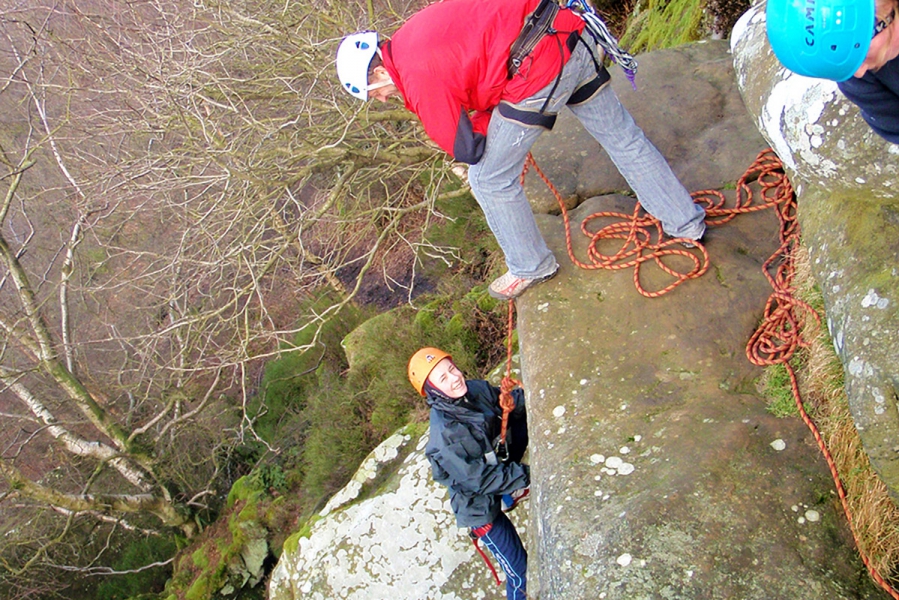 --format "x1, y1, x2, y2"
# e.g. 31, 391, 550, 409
269, 429, 524, 600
